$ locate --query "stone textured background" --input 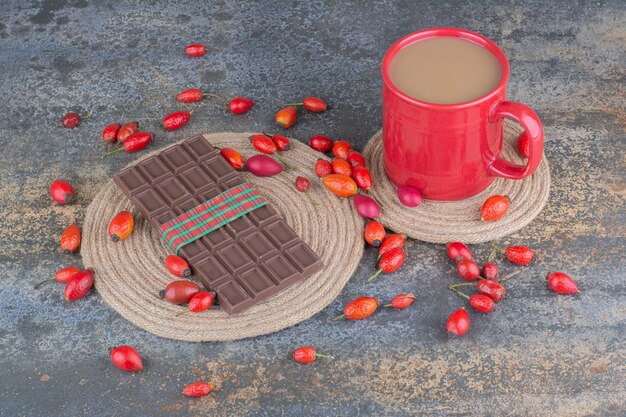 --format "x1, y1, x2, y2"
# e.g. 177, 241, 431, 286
0, 1, 624, 416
